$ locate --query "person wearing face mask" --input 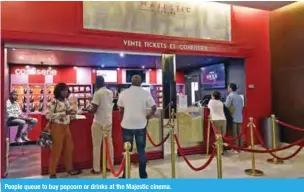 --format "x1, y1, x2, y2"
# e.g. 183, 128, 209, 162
46, 82, 82, 178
